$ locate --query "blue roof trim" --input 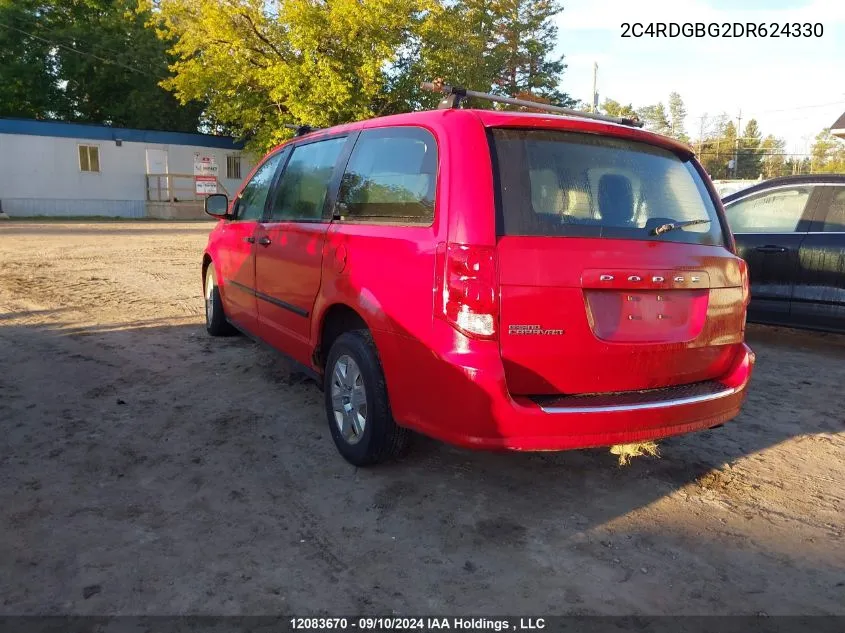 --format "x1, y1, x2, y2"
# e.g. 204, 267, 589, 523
0, 118, 245, 150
